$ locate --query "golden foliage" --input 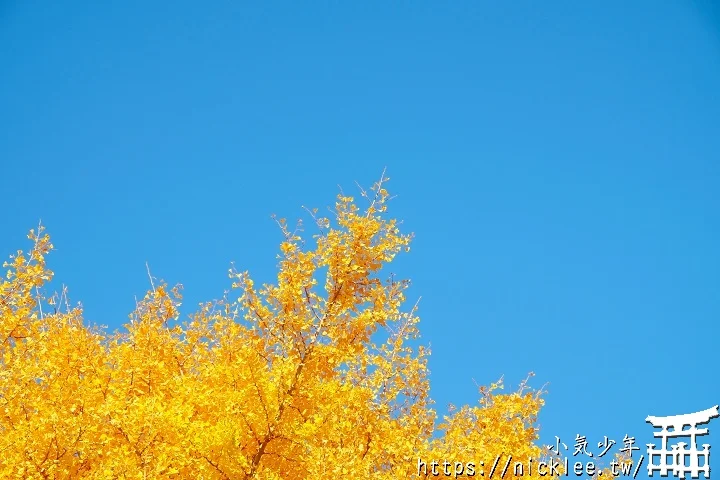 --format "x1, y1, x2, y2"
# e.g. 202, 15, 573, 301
0, 176, 559, 479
